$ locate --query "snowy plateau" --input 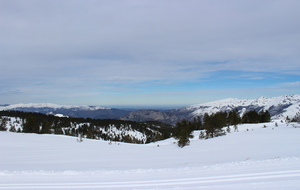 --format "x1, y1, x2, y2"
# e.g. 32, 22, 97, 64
1, 120, 300, 189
